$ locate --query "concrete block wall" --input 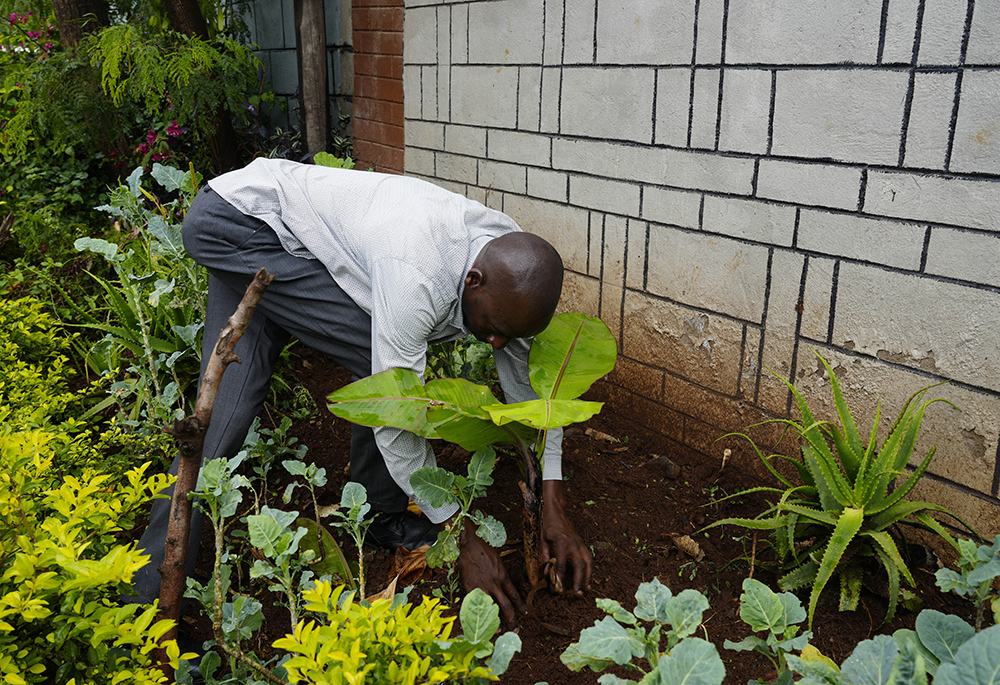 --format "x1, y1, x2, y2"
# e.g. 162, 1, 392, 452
402, 0, 1000, 535
239, 0, 353, 139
